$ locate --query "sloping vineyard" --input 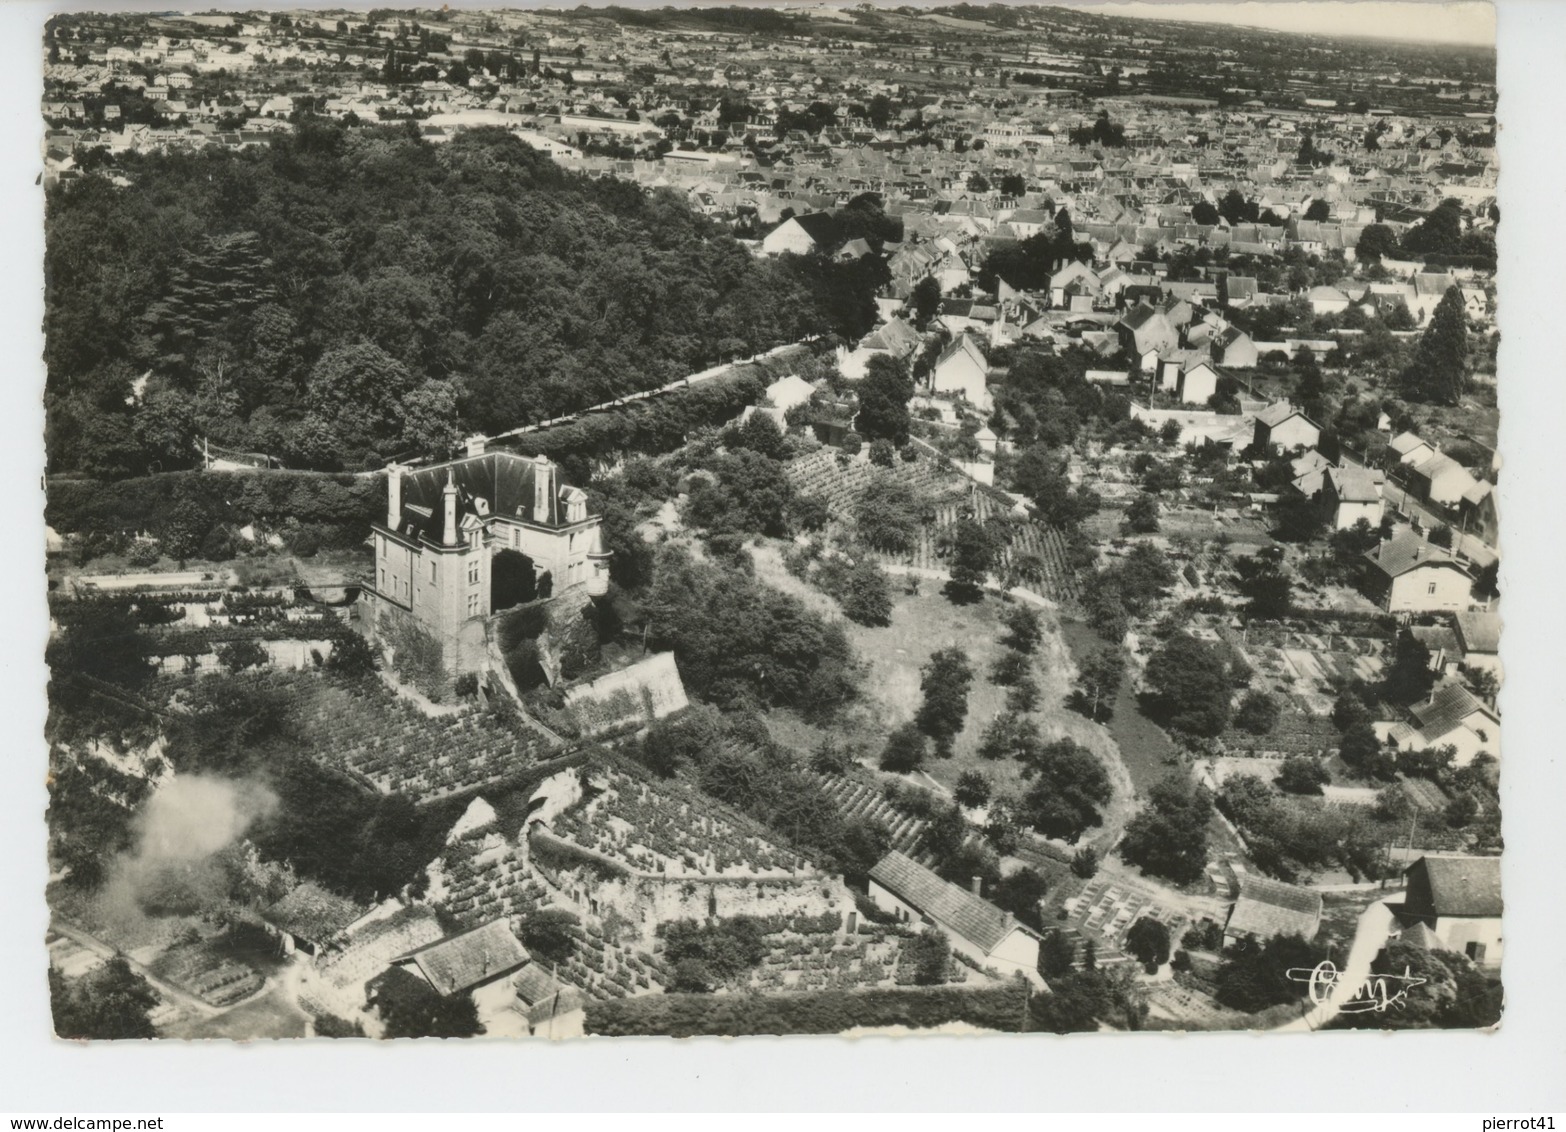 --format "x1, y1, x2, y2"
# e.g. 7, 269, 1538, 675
784, 450, 1080, 603
293, 677, 562, 804
783, 449, 964, 518
814, 772, 935, 864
